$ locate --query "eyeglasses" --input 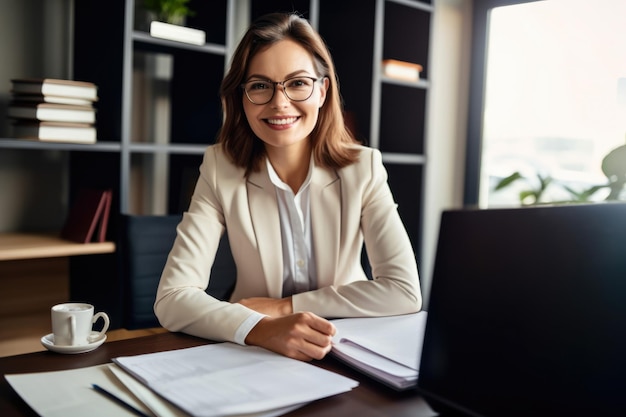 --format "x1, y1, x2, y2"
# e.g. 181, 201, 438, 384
241, 76, 323, 105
